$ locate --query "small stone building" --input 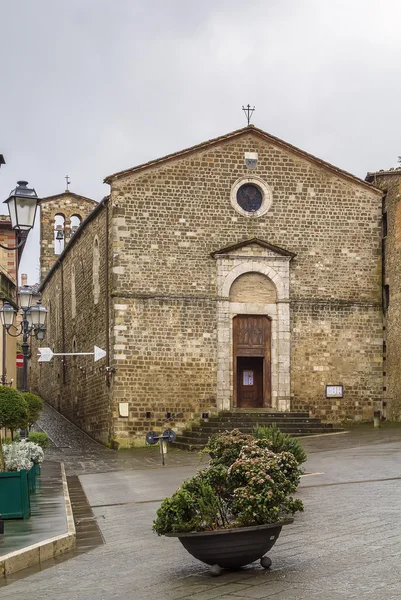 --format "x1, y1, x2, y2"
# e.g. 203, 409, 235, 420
31, 125, 384, 445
